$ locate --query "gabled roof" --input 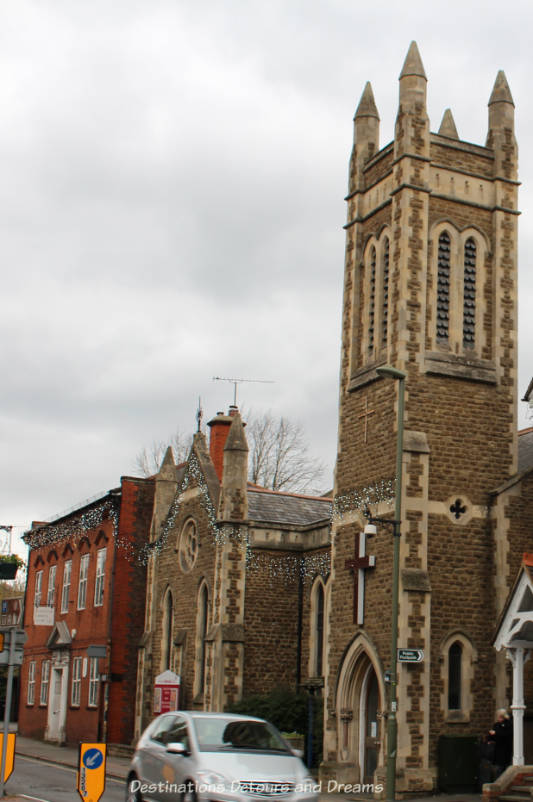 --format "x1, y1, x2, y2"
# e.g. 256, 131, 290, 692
518, 427, 533, 473
494, 554, 533, 650
247, 488, 332, 528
